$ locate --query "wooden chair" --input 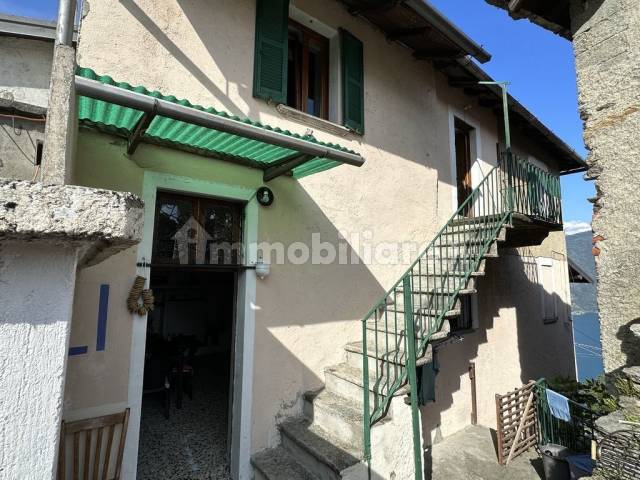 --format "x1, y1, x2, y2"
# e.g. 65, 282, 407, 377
57, 408, 129, 480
